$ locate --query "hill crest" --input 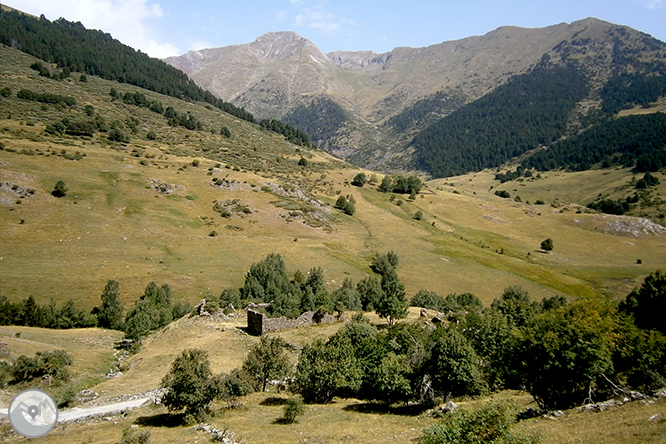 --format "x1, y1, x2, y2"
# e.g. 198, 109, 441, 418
165, 18, 666, 169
